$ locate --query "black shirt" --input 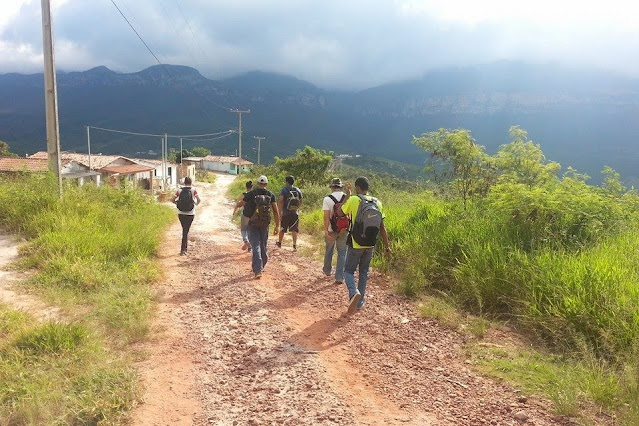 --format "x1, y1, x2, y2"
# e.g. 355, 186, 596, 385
243, 187, 276, 218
